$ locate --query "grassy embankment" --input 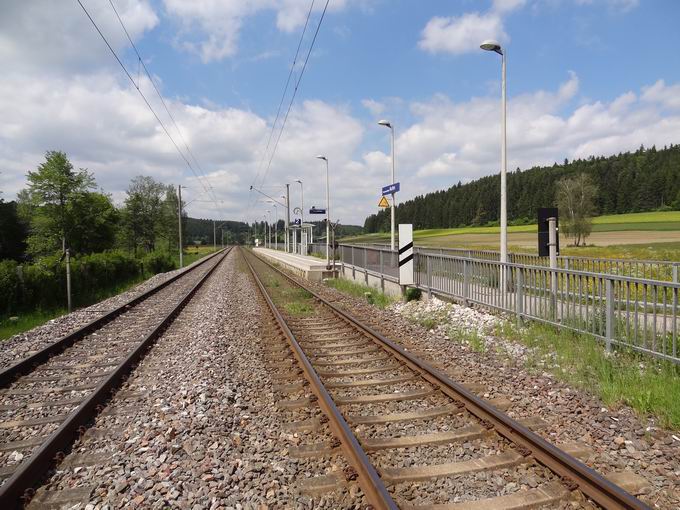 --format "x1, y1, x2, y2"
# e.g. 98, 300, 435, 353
0, 246, 219, 341
403, 303, 680, 430
341, 211, 680, 260
325, 278, 396, 309
497, 321, 680, 429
